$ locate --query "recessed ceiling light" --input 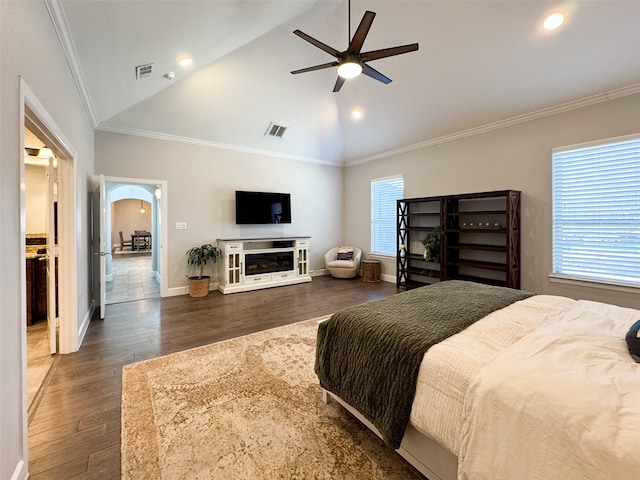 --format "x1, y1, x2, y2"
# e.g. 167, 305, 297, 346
544, 12, 564, 30
351, 109, 363, 120
178, 56, 193, 67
